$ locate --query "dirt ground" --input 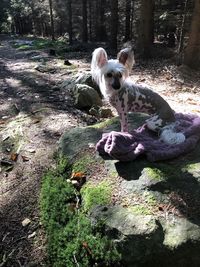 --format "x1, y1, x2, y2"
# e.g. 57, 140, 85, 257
0, 35, 199, 267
